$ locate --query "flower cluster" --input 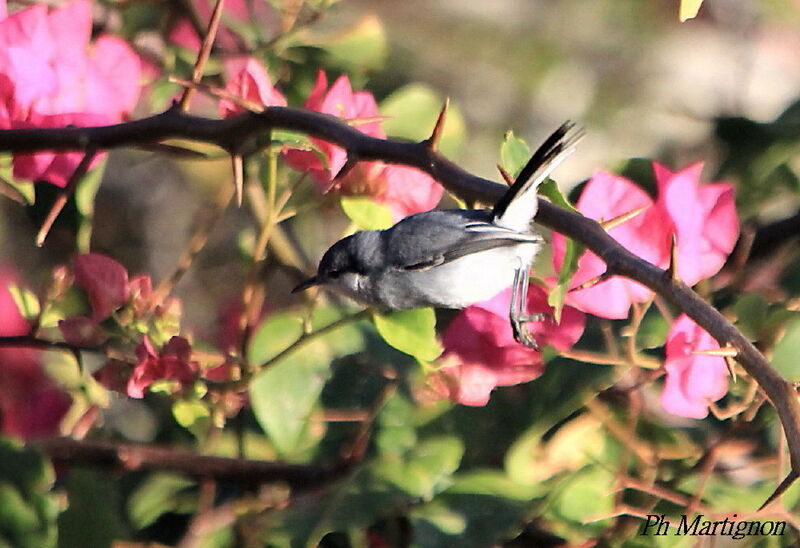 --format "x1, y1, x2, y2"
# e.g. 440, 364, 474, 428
553, 163, 737, 417
0, 0, 140, 186
552, 163, 738, 319
280, 71, 443, 220
437, 163, 737, 417
432, 285, 585, 406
